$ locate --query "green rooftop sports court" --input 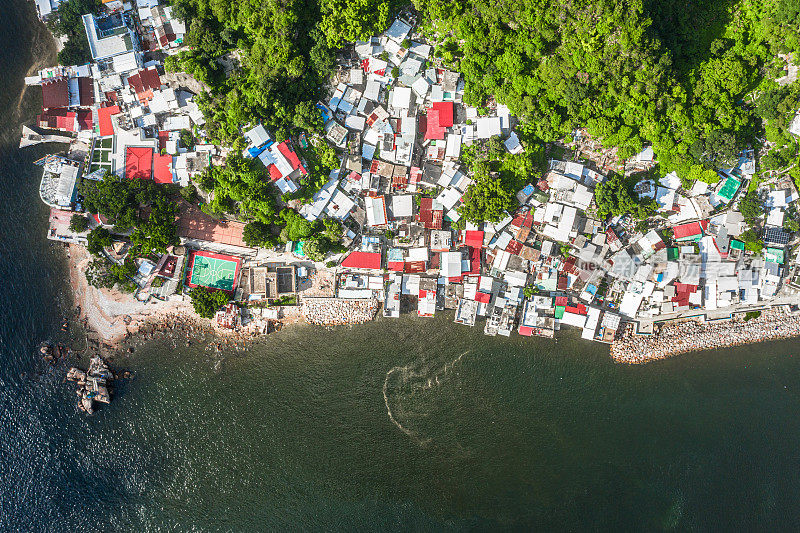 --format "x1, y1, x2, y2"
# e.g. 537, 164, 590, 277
185, 250, 242, 291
